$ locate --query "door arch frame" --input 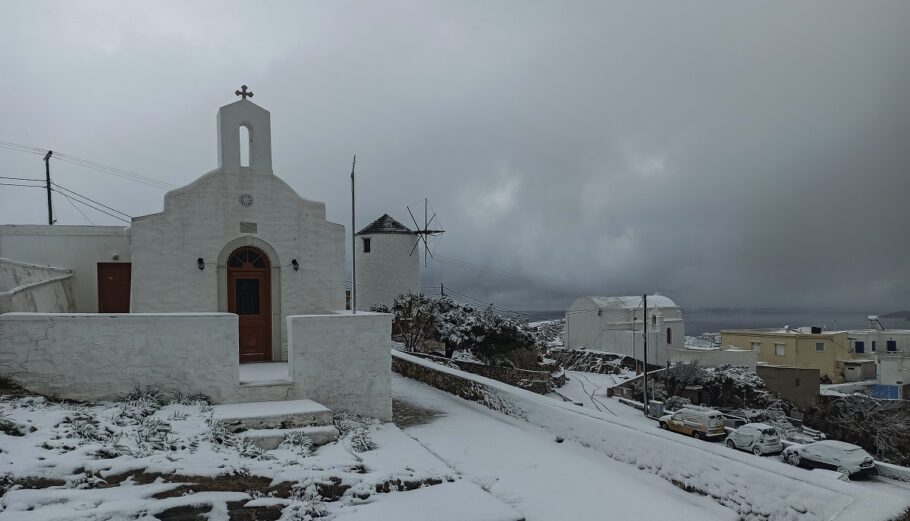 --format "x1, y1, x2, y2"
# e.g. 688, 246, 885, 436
217, 236, 281, 361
